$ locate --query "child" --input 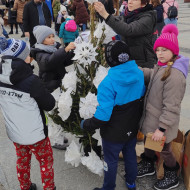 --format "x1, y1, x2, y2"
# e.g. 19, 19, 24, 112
31, 25, 76, 93
59, 16, 79, 47
137, 24, 189, 190
81, 40, 145, 190
55, 5, 67, 35
0, 37, 56, 190
31, 25, 76, 150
